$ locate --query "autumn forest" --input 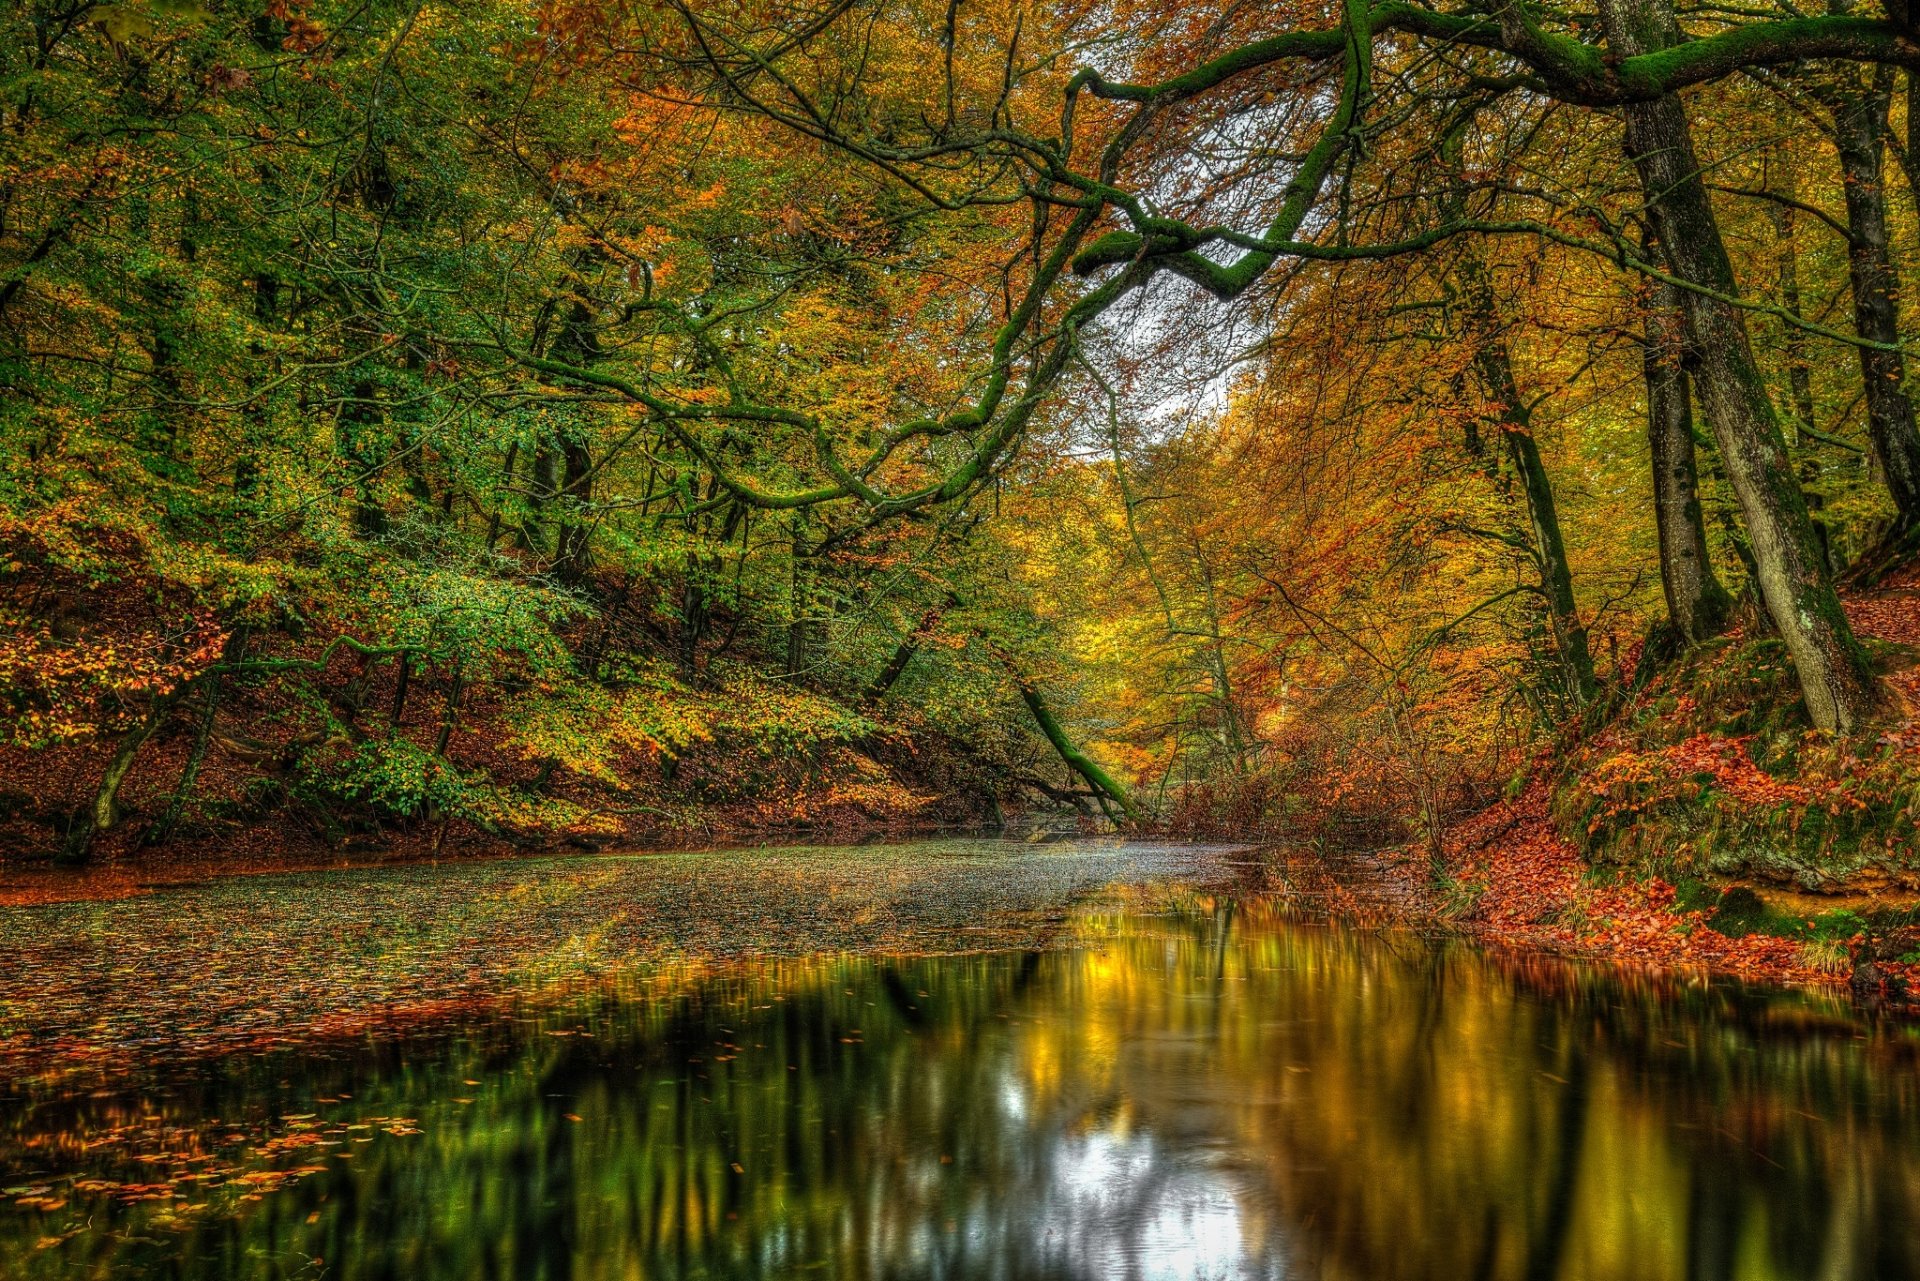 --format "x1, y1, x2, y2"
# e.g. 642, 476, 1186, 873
15, 0, 1920, 1274
9, 0, 1920, 885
